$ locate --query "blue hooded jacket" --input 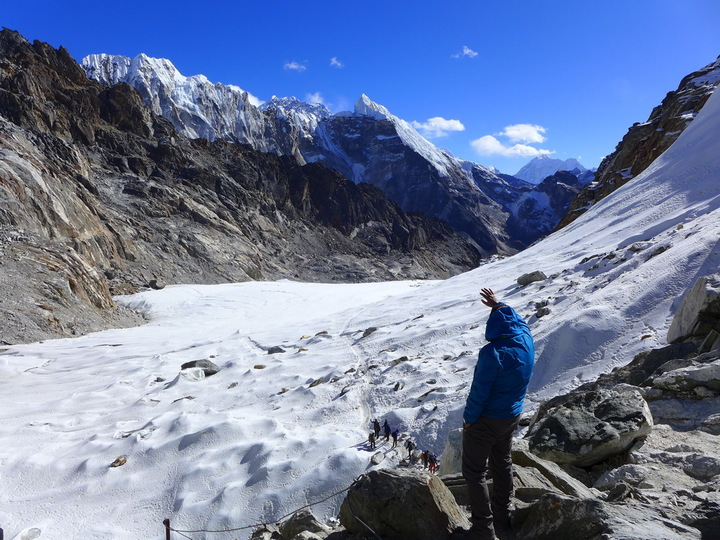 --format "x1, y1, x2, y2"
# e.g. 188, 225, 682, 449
463, 303, 535, 423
